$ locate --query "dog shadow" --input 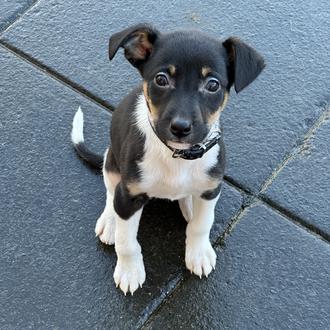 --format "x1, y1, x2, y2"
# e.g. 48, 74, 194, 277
97, 198, 187, 290
140, 198, 187, 275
